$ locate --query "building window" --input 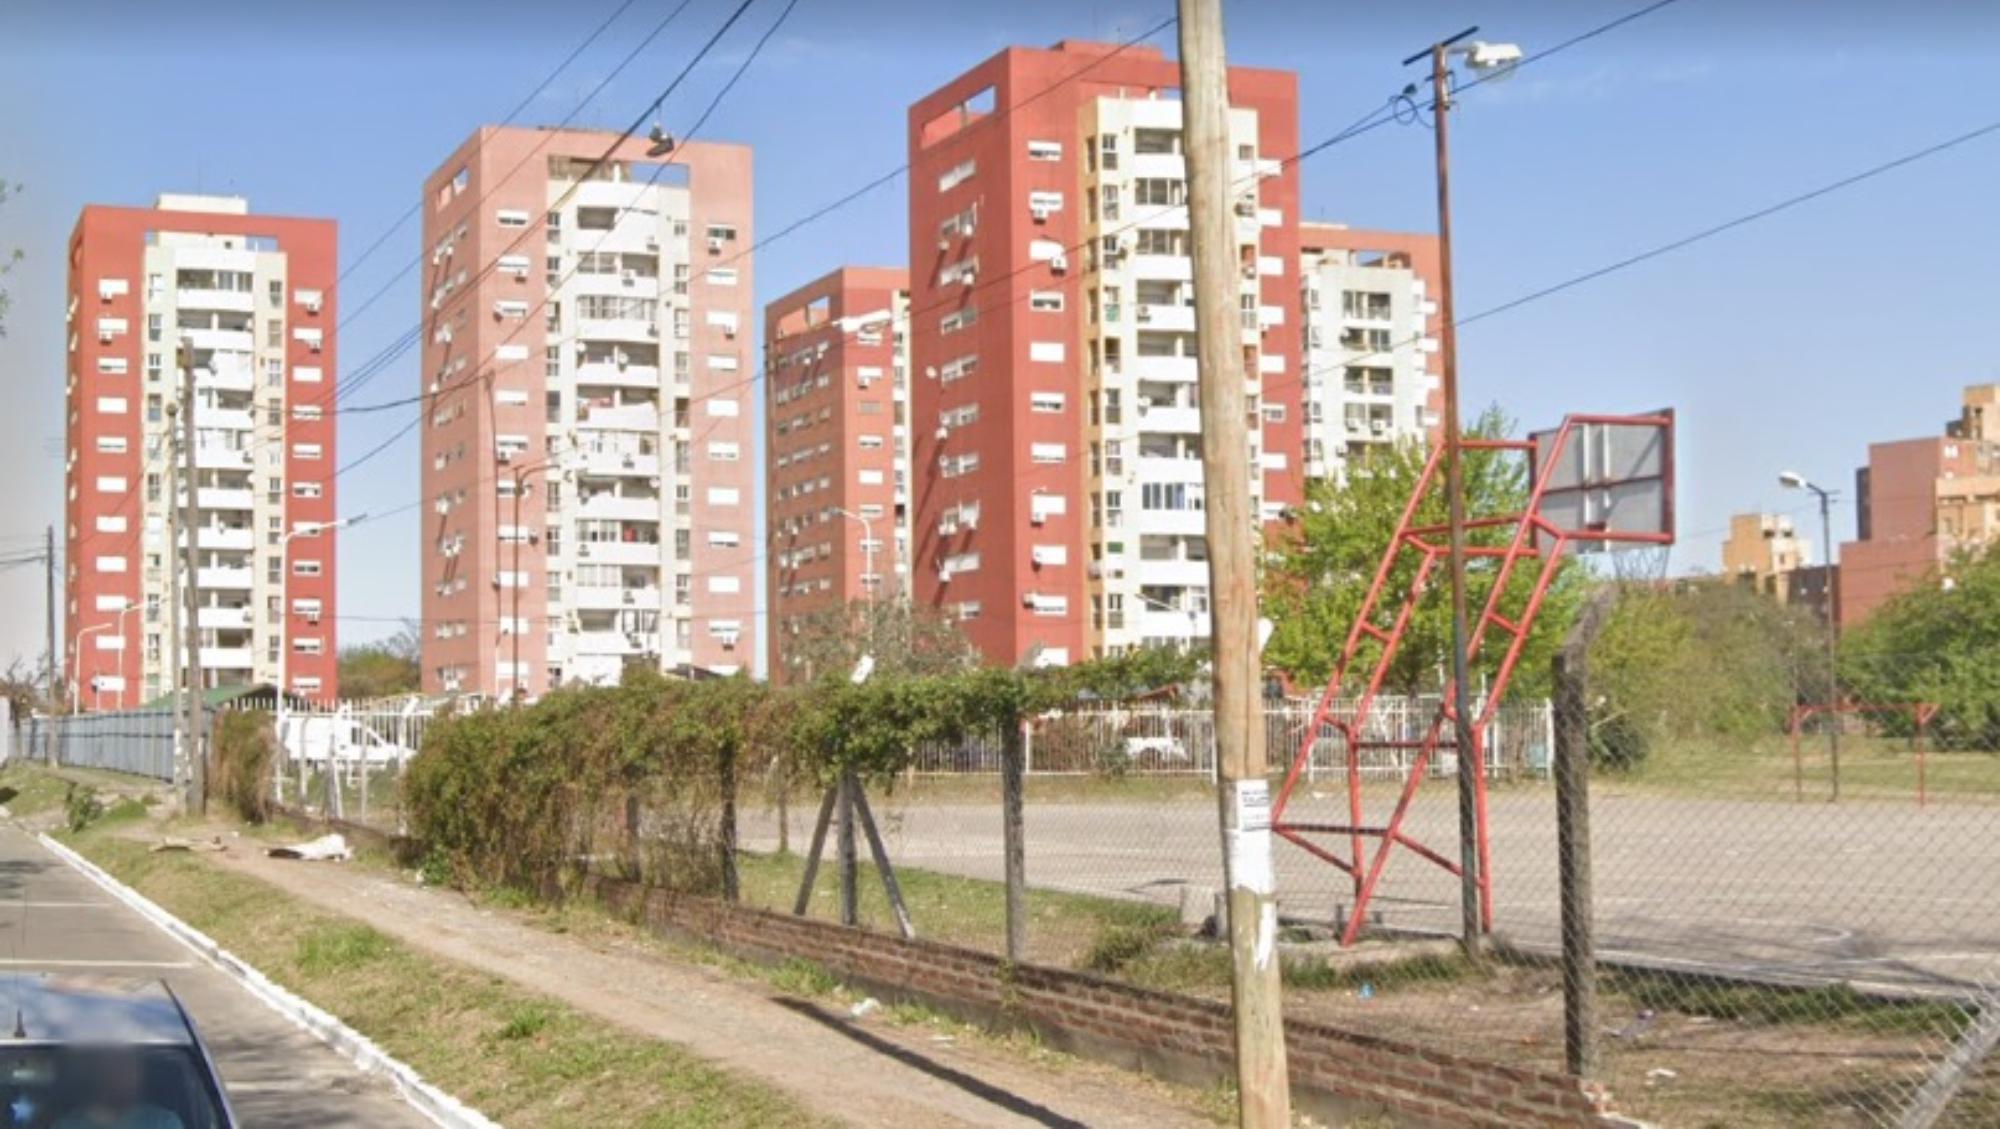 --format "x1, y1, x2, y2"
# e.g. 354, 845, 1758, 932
1027, 139, 1062, 161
